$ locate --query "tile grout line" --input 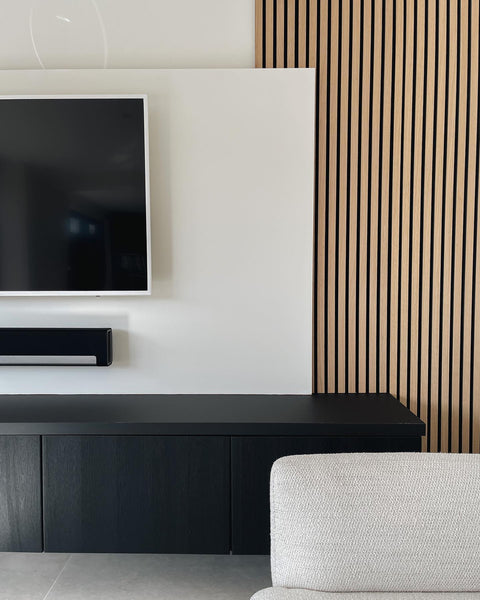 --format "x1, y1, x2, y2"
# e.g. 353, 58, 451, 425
41, 555, 72, 600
